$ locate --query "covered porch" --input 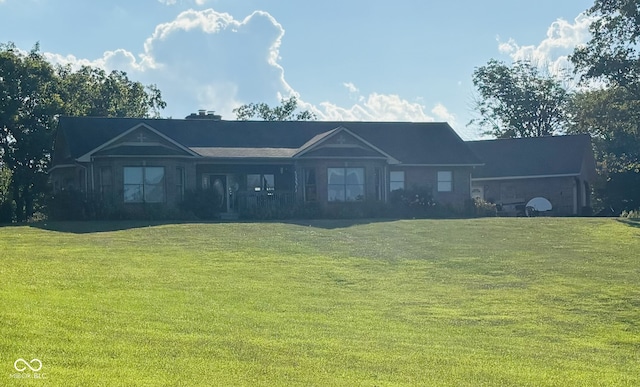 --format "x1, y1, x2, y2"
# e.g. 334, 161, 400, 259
196, 163, 297, 216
